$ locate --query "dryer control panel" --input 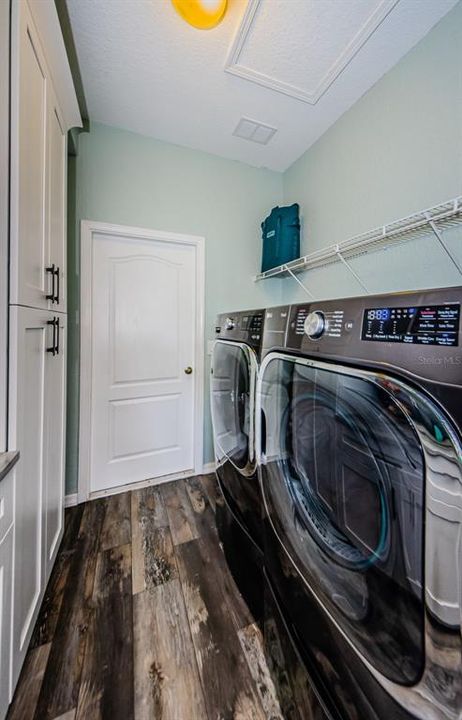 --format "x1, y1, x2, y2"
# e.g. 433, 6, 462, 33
262, 306, 291, 357
215, 309, 265, 351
